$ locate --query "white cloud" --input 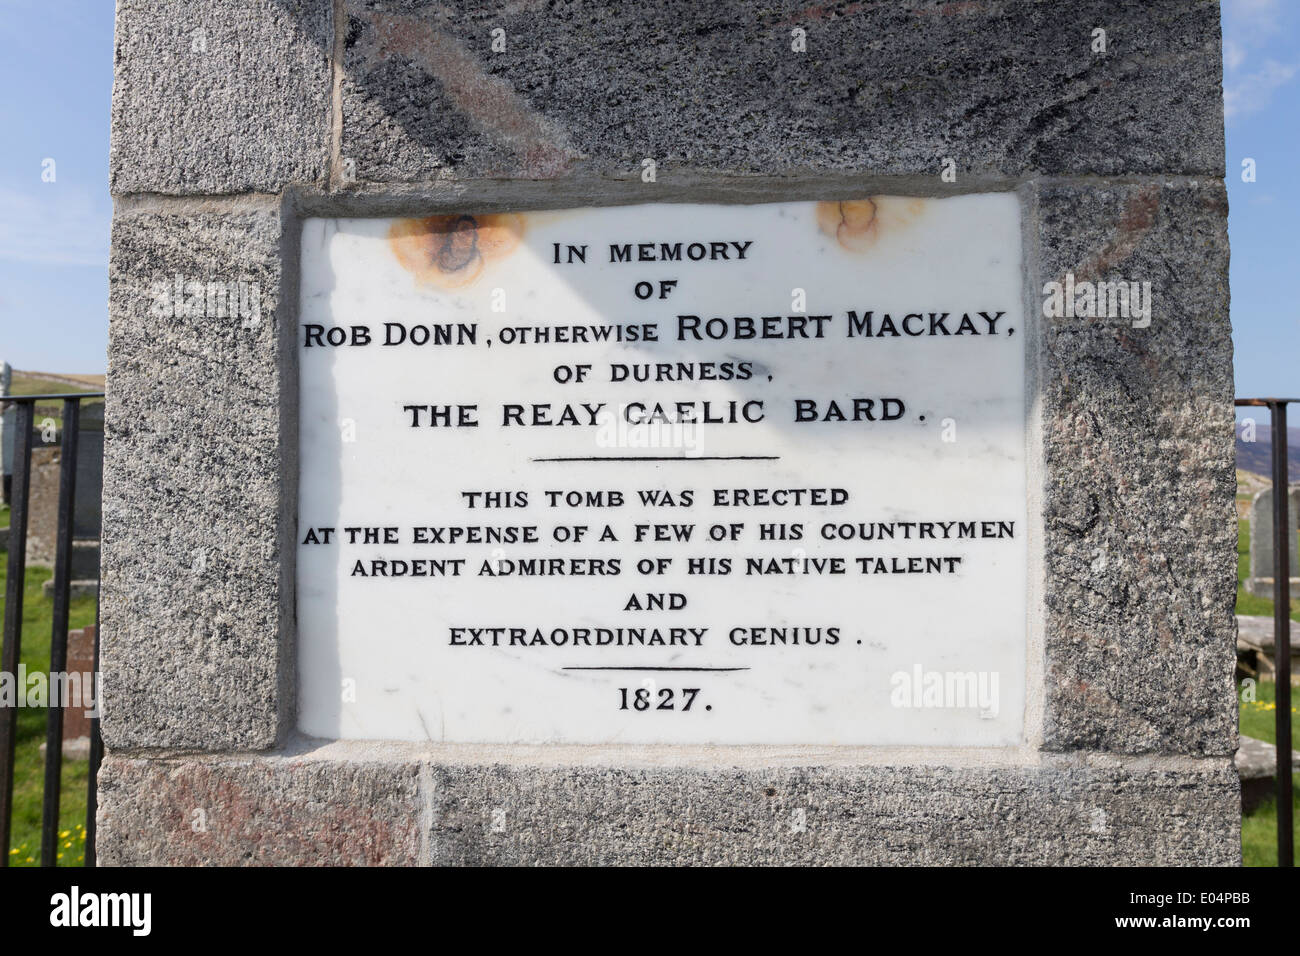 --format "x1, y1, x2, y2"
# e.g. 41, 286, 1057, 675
1222, 0, 1286, 76
1224, 59, 1298, 119
1224, 39, 1245, 72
